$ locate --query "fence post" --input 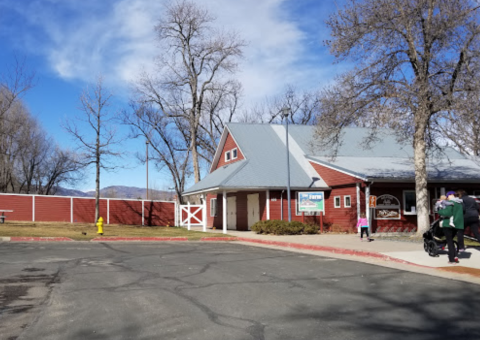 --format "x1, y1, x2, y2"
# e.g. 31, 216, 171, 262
187, 201, 191, 230
202, 194, 207, 232
107, 199, 110, 225
70, 197, 73, 223
32, 195, 35, 222
142, 200, 145, 226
